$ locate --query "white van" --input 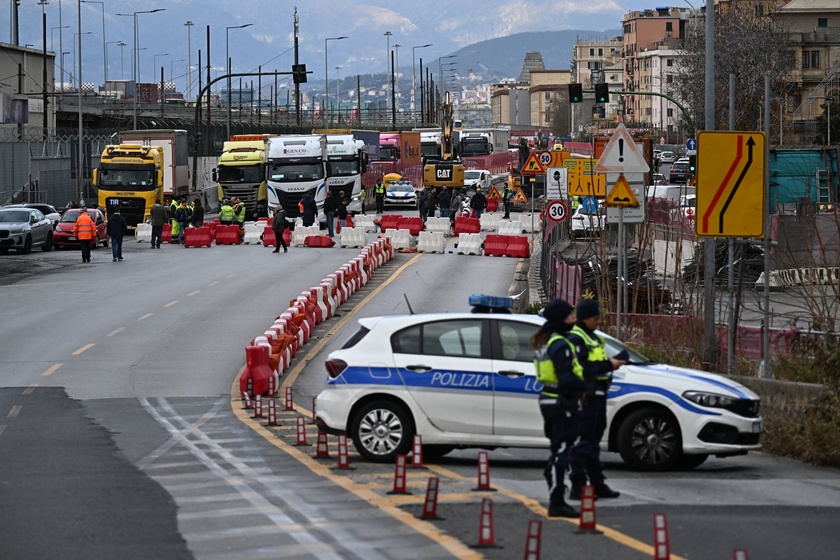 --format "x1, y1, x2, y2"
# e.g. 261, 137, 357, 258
647, 184, 695, 201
